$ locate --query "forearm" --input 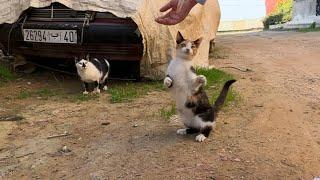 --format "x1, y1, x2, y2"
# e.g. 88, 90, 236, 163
196, 0, 206, 5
